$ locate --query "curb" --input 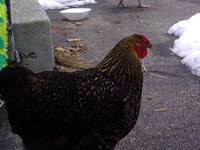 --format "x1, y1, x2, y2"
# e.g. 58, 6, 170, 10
10, 0, 55, 72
